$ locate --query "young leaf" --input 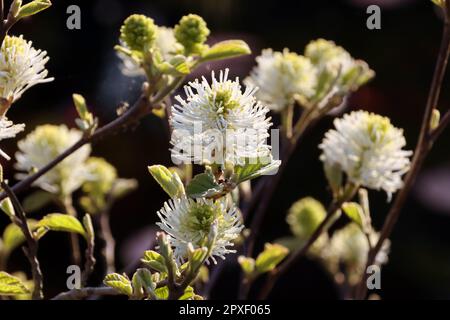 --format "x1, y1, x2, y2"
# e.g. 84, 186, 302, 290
237, 256, 255, 277
255, 243, 289, 274
179, 286, 195, 300
17, 0, 52, 20
0, 271, 30, 296
141, 250, 167, 273
104, 273, 133, 296
0, 197, 15, 218
342, 202, 366, 230
148, 165, 185, 198
38, 214, 86, 238
200, 40, 251, 62
2, 220, 38, 254
186, 172, 223, 198
154, 285, 169, 300
233, 160, 281, 184
22, 190, 54, 213
132, 268, 156, 299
